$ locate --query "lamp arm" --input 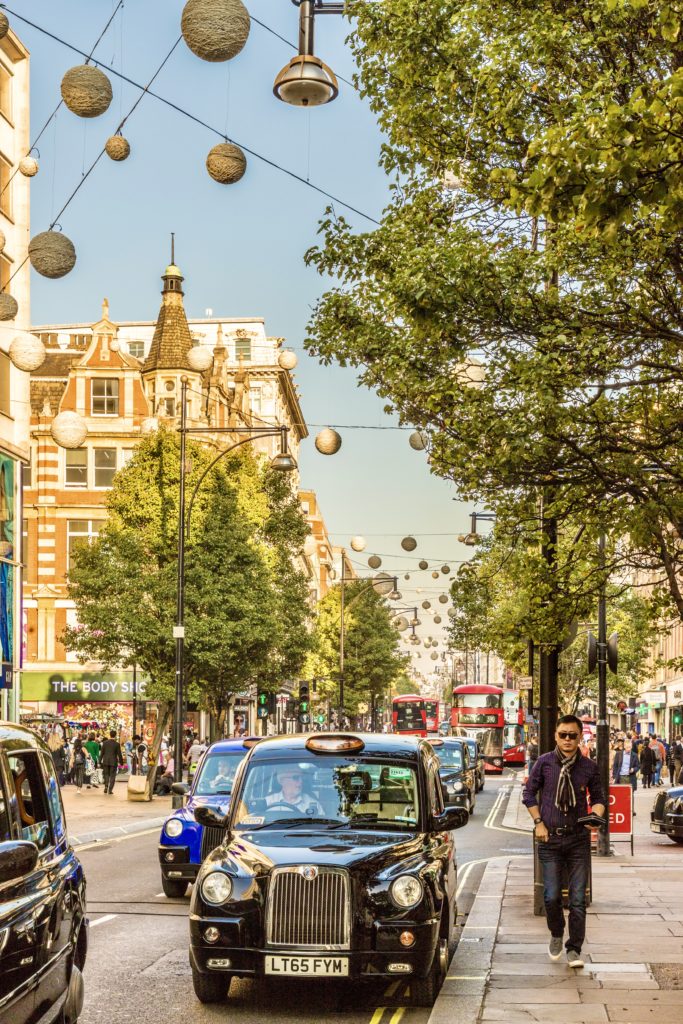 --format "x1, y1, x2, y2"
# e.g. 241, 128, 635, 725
185, 428, 284, 535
